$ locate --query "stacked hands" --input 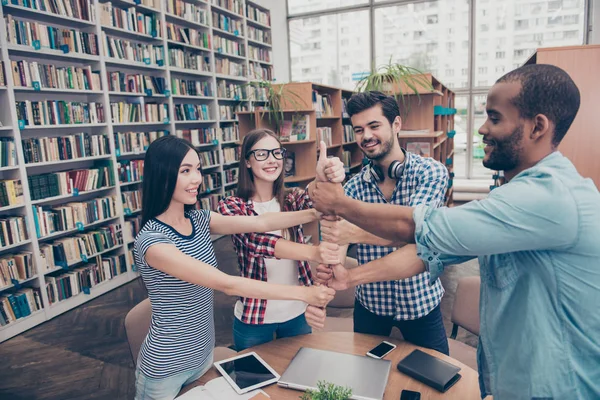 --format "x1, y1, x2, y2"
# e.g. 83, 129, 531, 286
304, 142, 356, 329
